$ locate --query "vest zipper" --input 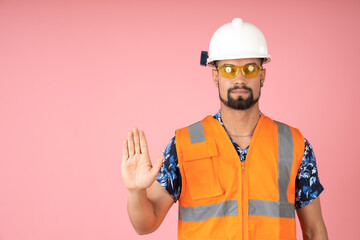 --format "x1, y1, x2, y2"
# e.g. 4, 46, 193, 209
241, 161, 246, 240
